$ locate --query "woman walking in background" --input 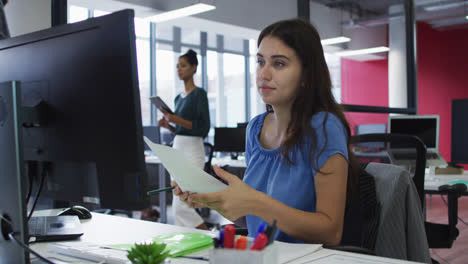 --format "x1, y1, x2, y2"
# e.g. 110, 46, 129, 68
158, 49, 211, 230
